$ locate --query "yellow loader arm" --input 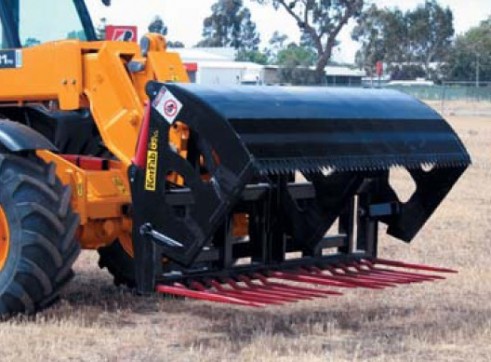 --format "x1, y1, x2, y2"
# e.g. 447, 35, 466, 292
0, 35, 189, 250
